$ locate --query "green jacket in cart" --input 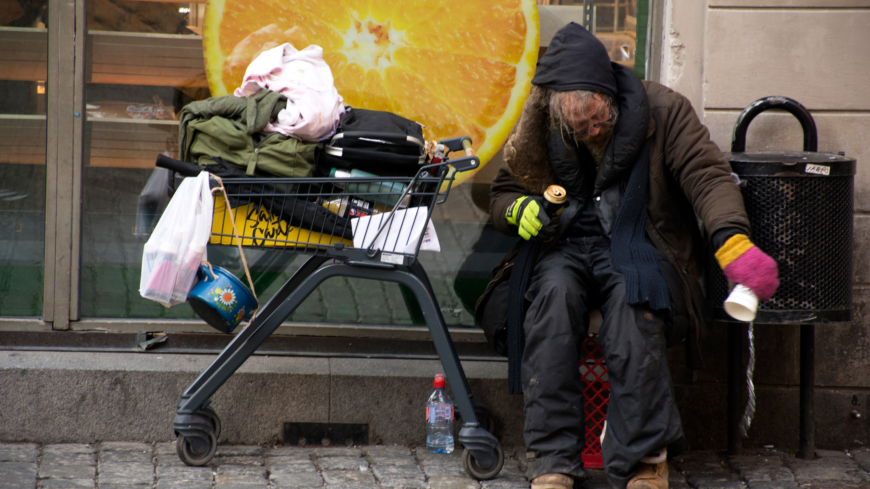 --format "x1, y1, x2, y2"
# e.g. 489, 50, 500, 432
179, 89, 320, 178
